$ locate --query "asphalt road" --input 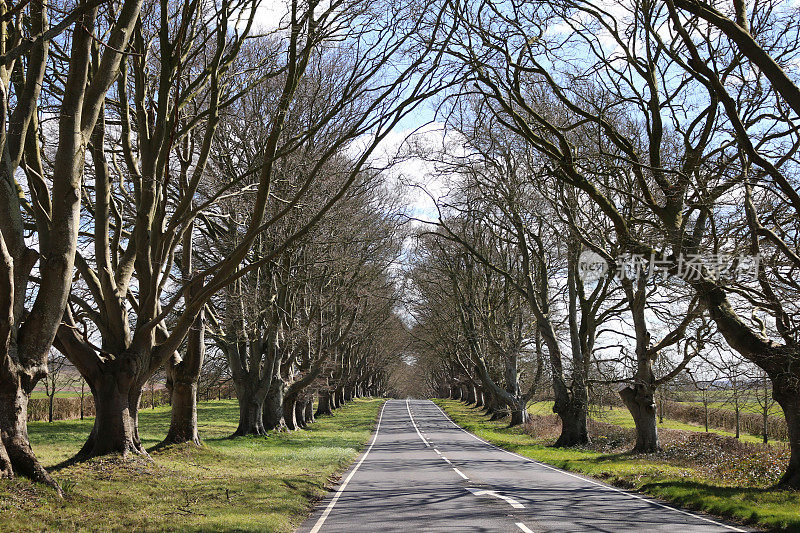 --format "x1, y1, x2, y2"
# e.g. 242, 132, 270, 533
299, 399, 750, 533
